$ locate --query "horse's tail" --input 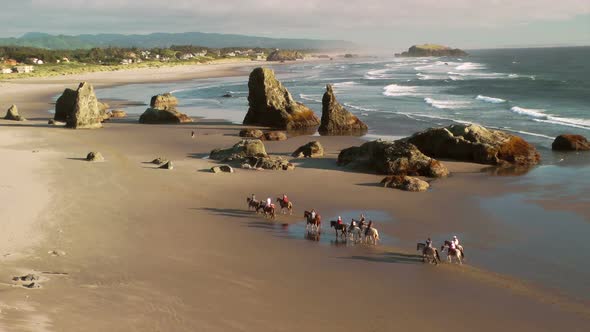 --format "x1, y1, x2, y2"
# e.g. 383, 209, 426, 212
435, 249, 441, 262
